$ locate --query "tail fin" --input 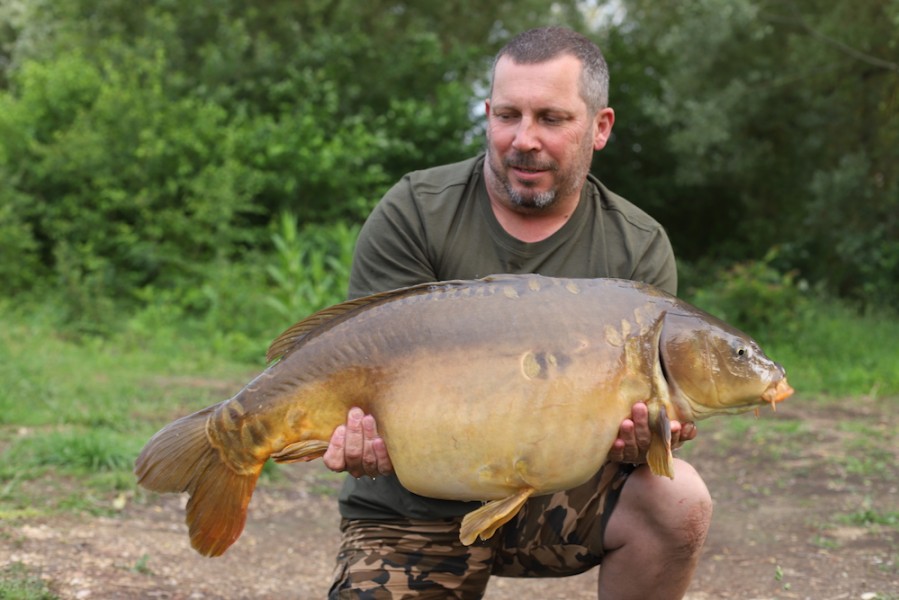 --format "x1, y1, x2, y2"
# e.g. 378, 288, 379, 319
134, 406, 262, 557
